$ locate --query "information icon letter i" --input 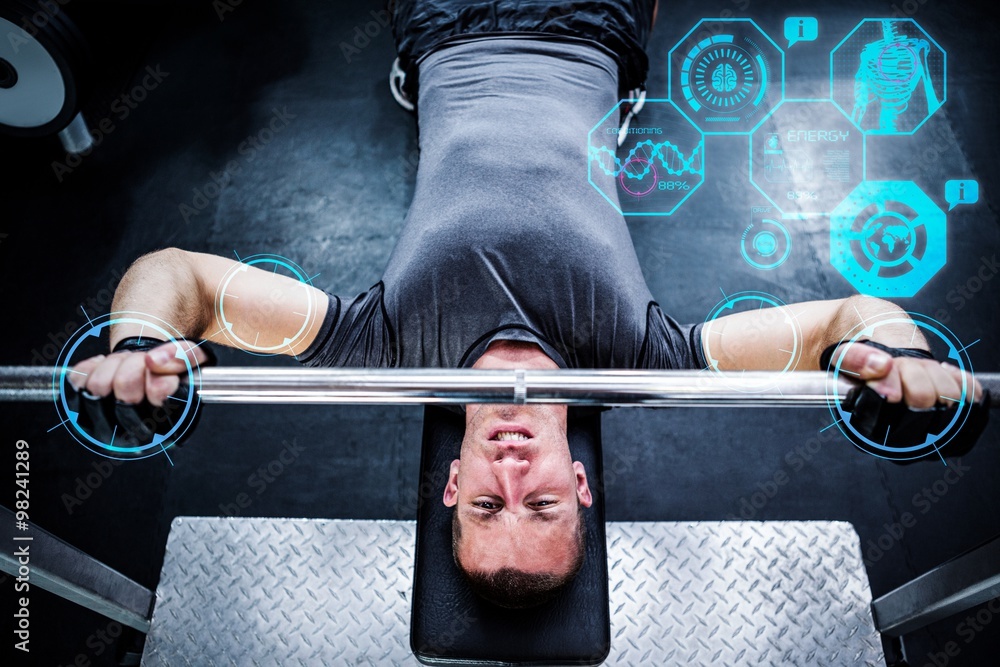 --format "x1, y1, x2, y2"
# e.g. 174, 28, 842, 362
945, 180, 979, 211
785, 17, 818, 48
